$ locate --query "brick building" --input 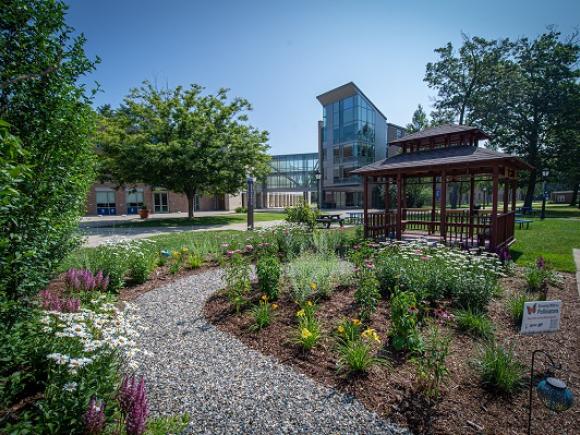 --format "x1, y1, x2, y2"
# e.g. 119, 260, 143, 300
86, 182, 242, 215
